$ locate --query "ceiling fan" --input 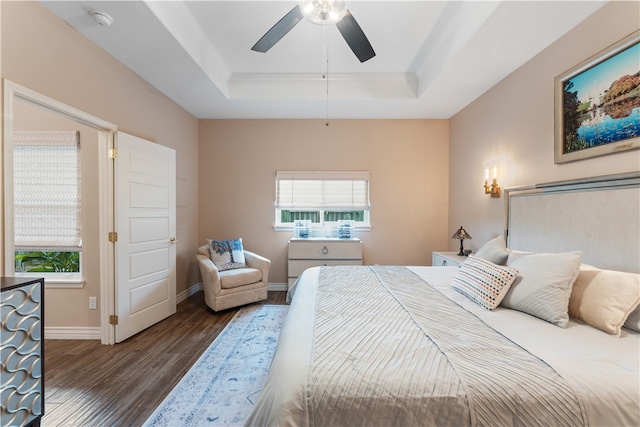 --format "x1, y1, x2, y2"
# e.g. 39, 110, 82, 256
251, 0, 376, 63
